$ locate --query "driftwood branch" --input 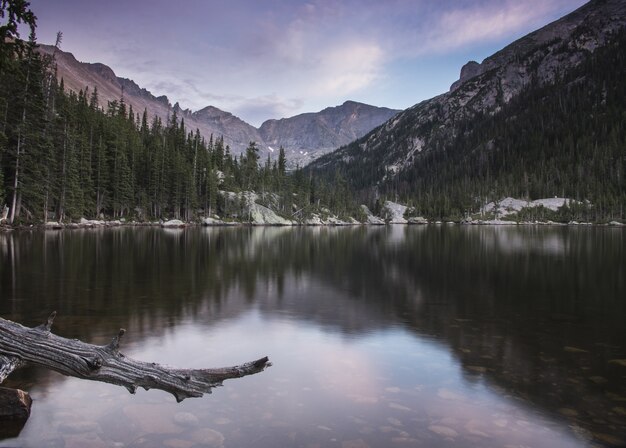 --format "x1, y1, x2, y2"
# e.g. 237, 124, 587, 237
0, 312, 270, 402
0, 354, 23, 383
